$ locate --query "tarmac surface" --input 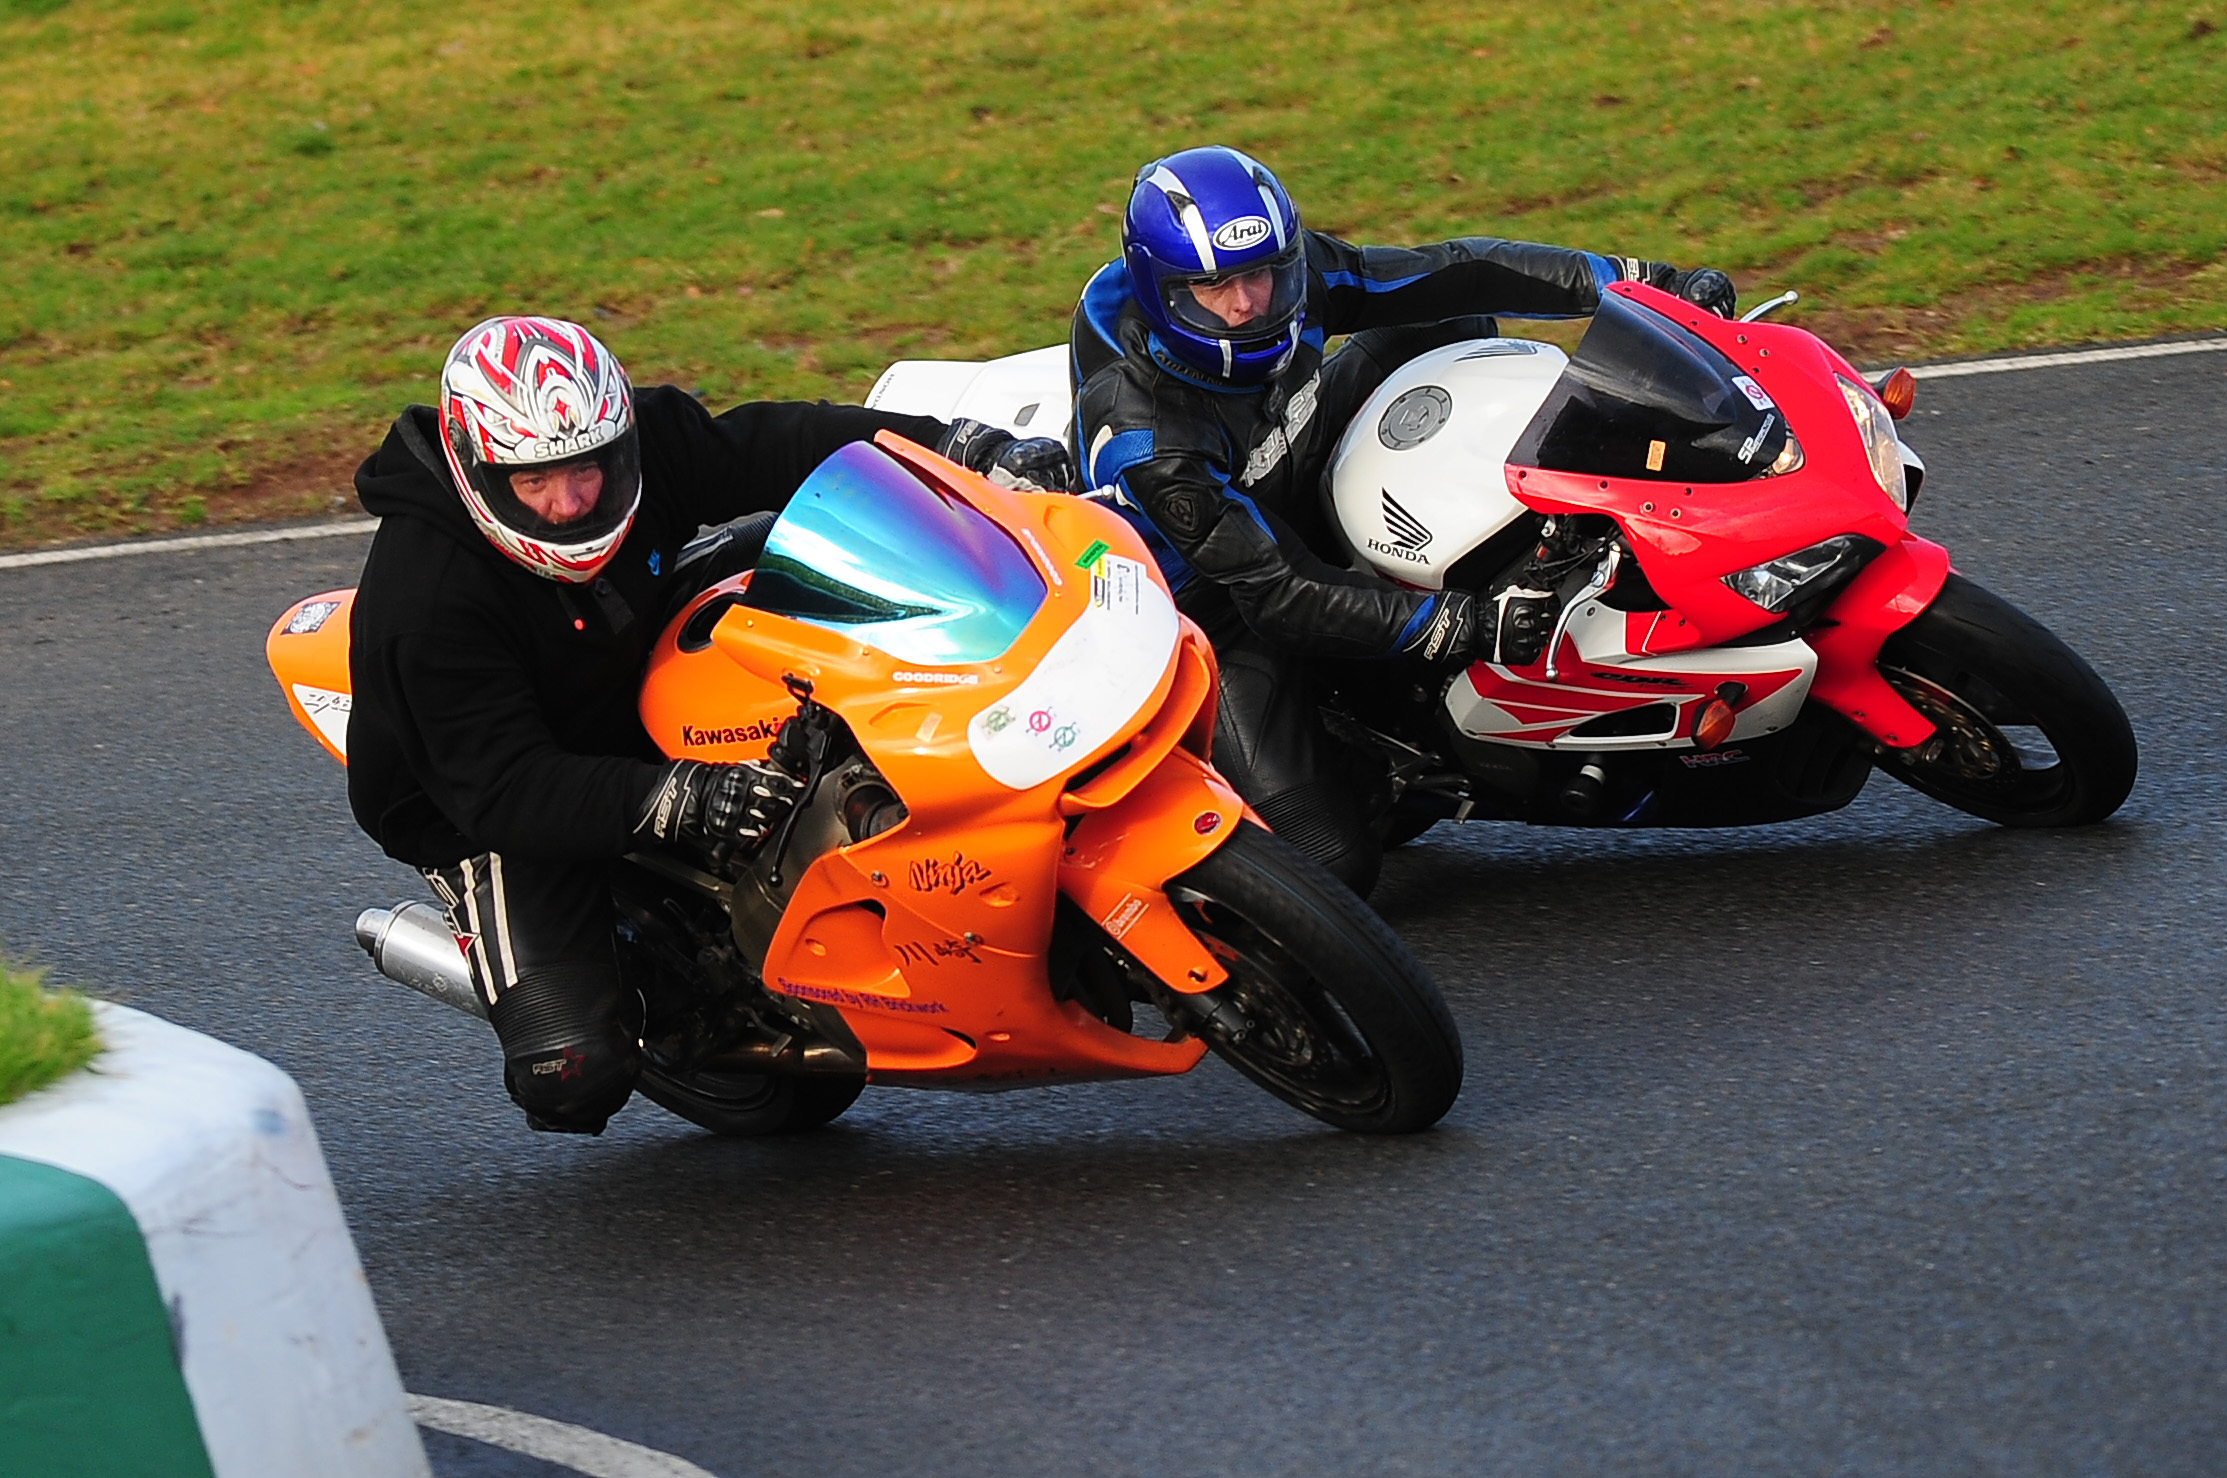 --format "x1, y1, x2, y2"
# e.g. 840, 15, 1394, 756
1, 350, 2222, 1475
